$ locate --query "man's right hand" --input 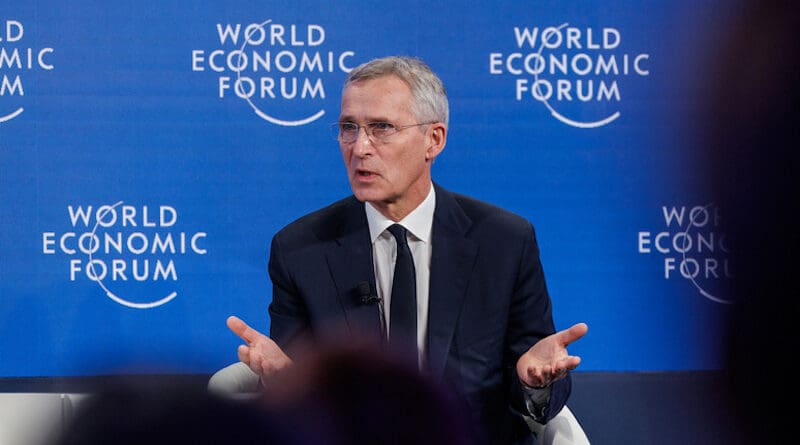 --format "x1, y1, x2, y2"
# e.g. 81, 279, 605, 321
226, 315, 293, 380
